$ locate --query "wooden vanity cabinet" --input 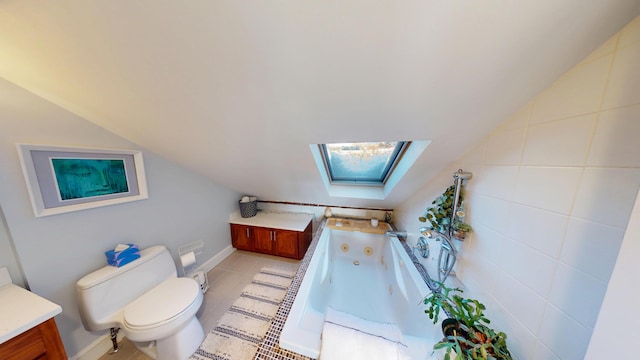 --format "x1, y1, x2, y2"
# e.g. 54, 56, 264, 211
0, 317, 66, 360
273, 229, 301, 258
253, 227, 275, 254
230, 221, 312, 260
231, 224, 254, 252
